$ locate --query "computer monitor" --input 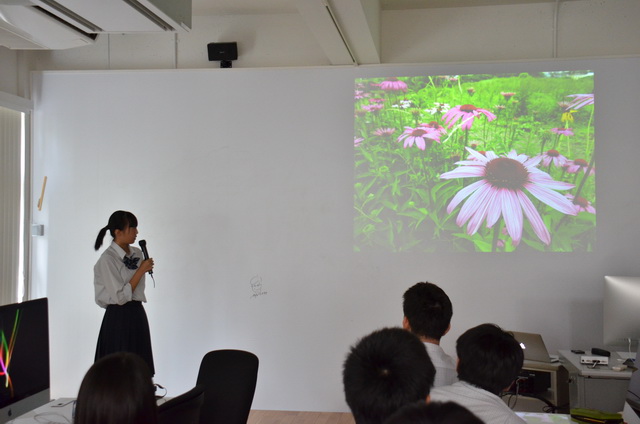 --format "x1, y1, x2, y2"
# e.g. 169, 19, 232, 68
603, 276, 640, 349
0, 298, 50, 424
